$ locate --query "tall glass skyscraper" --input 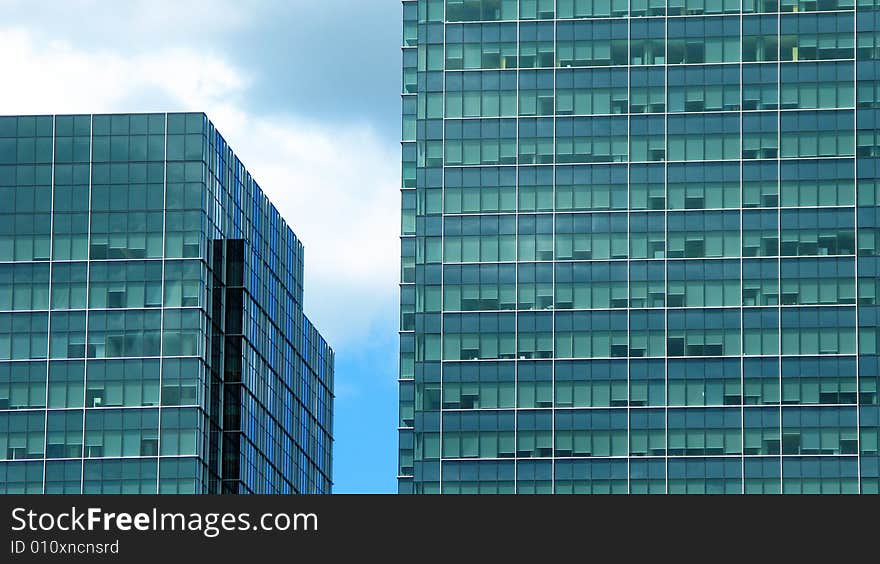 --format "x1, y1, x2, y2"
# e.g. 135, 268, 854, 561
0, 112, 333, 494
400, 0, 880, 494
